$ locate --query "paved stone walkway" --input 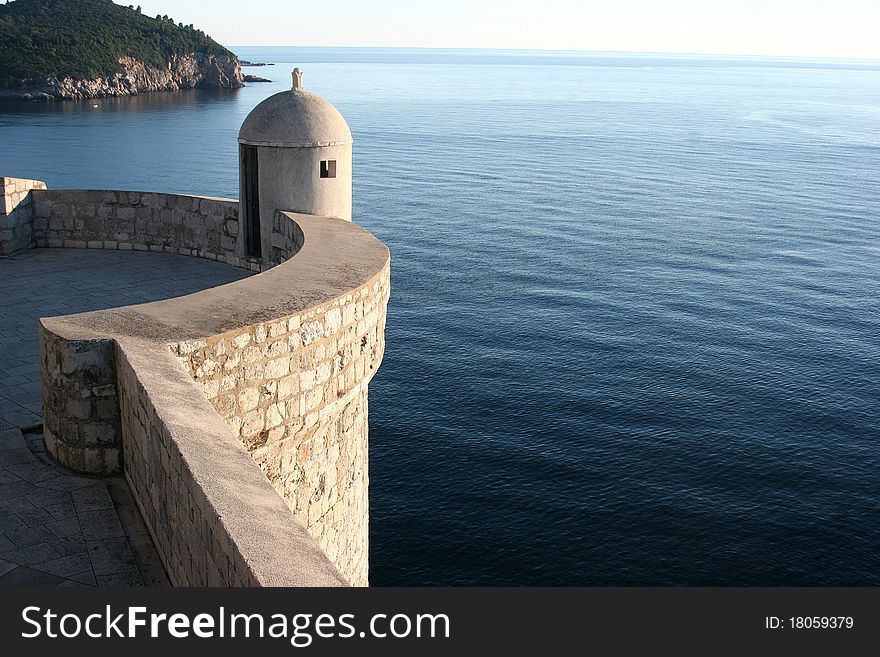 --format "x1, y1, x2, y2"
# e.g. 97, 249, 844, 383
0, 248, 252, 429
0, 428, 146, 587
0, 248, 254, 586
